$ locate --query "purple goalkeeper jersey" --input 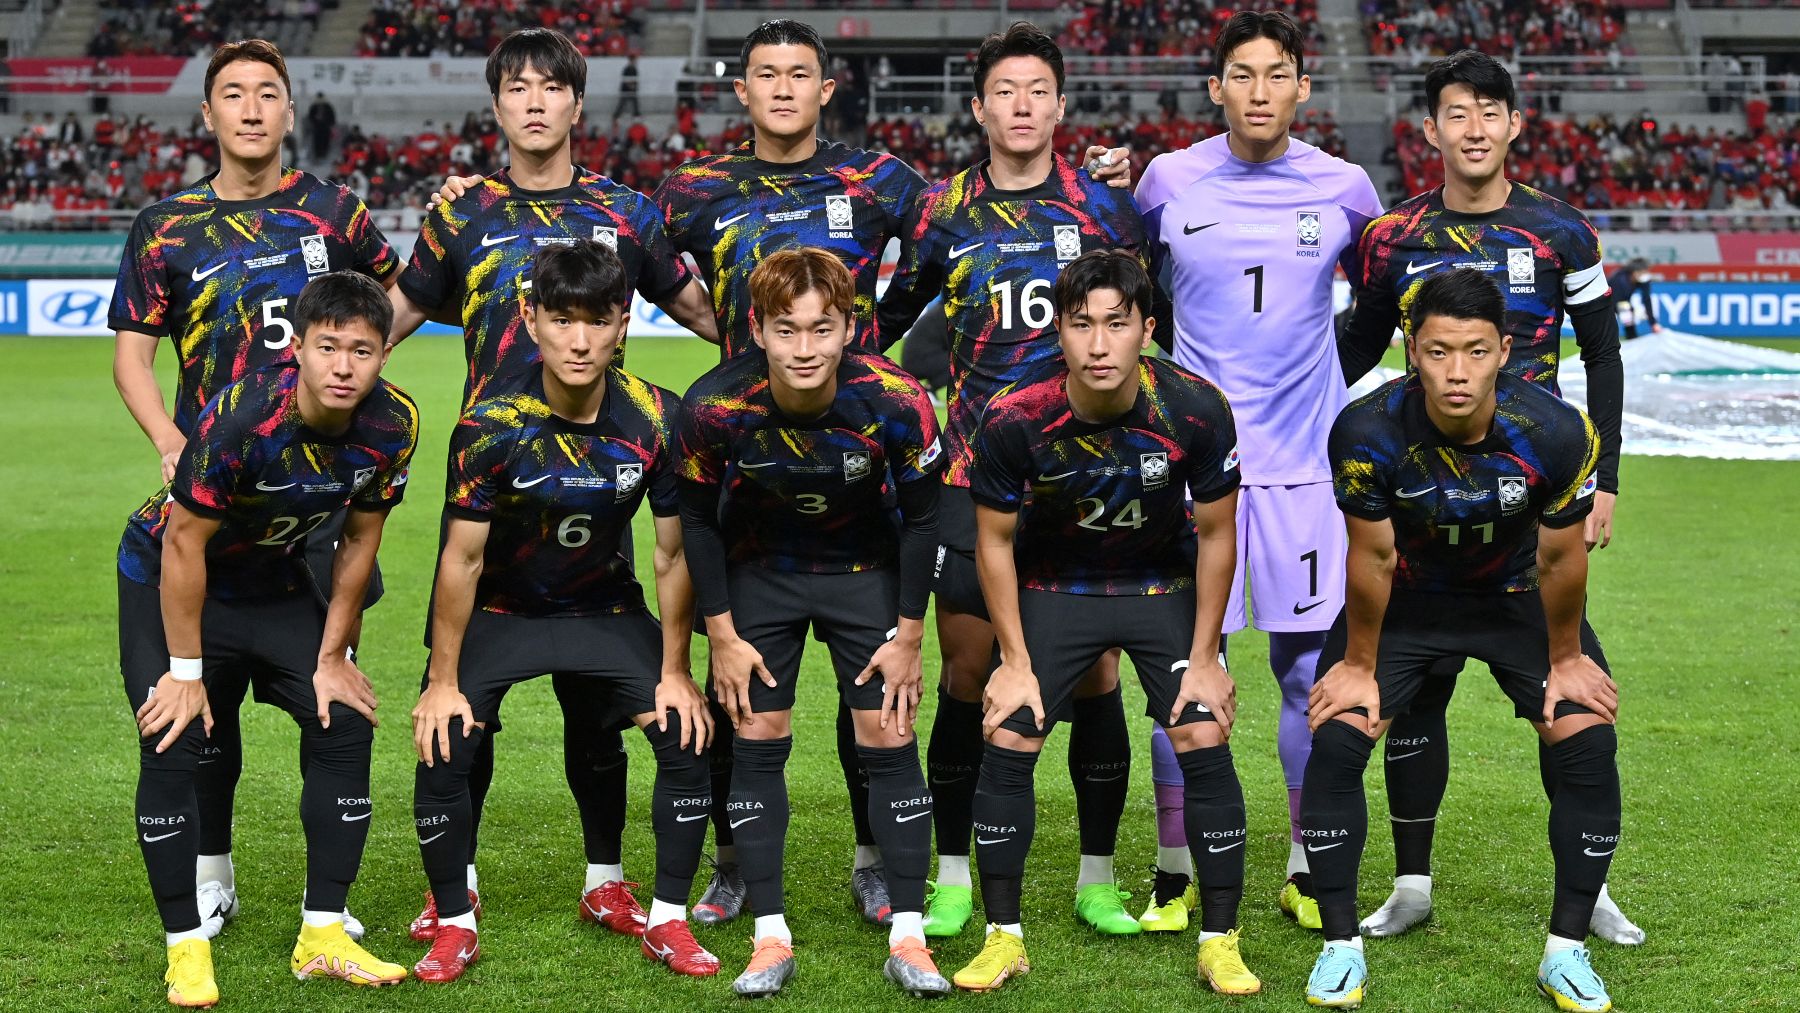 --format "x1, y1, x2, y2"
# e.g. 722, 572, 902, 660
1136, 135, 1381, 486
